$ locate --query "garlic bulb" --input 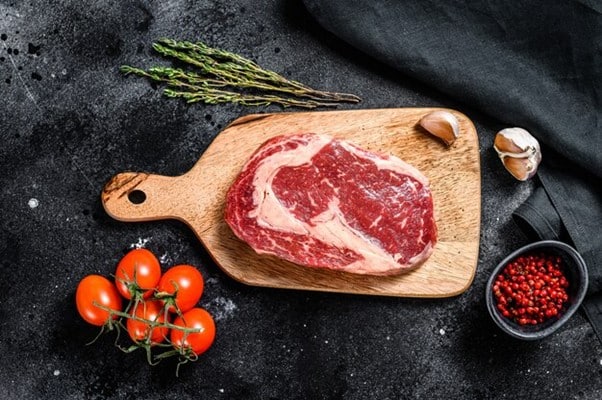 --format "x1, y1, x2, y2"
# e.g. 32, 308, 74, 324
493, 127, 542, 181
418, 110, 460, 146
